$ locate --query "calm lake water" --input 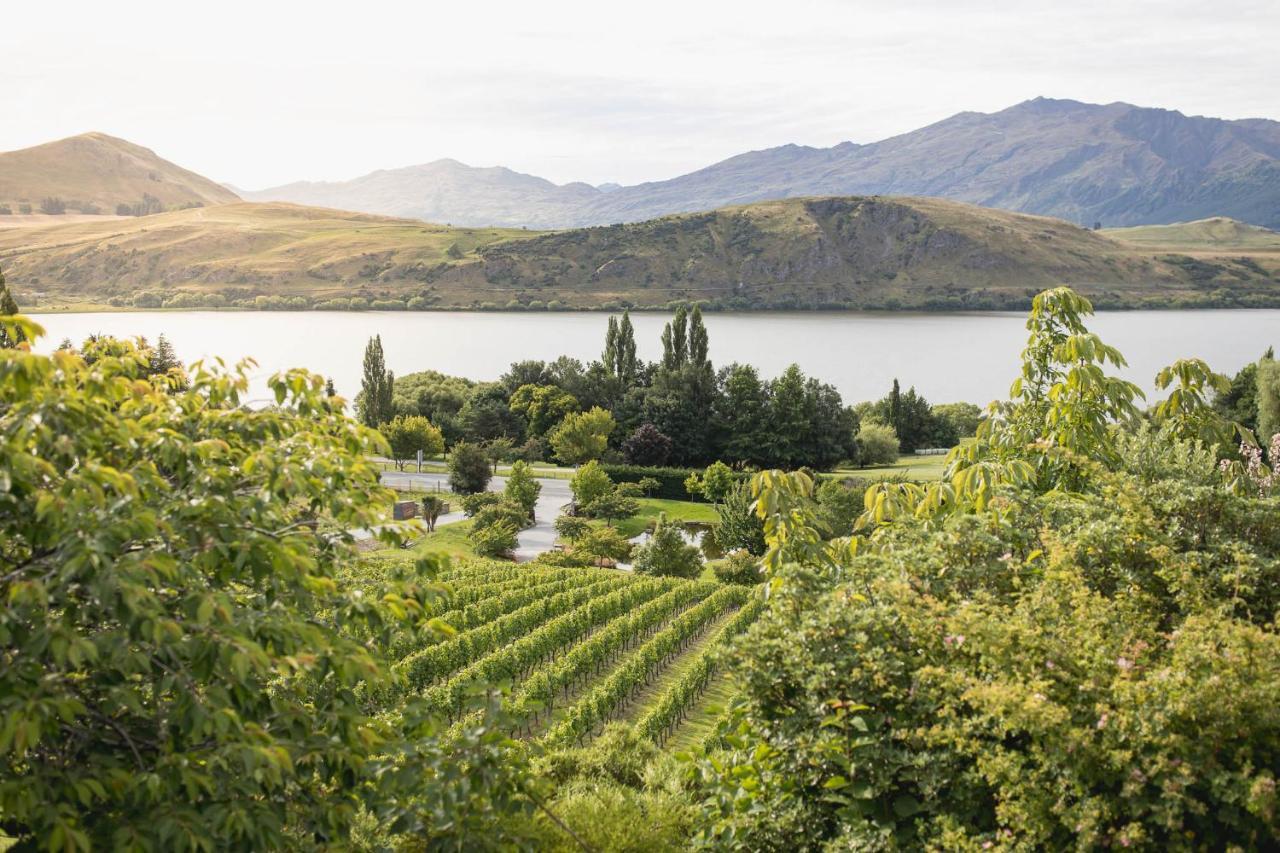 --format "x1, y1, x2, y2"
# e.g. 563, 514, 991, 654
31, 309, 1280, 407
